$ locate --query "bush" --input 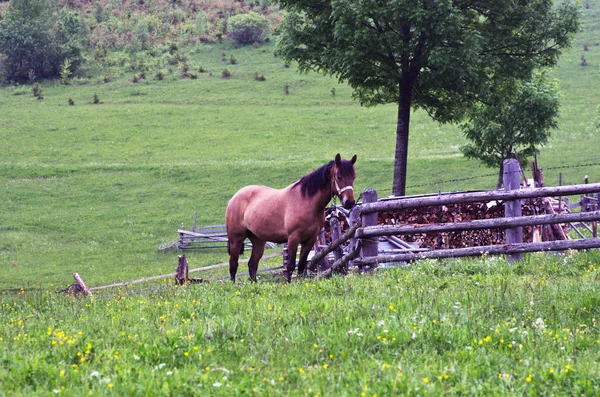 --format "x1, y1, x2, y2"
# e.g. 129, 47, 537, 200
228, 12, 270, 45
0, 0, 87, 82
